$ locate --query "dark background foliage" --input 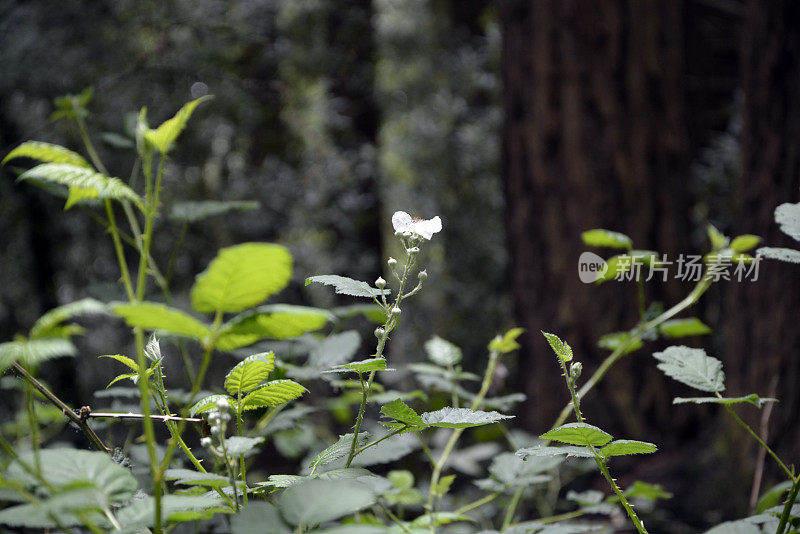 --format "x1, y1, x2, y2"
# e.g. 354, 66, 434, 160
1, 0, 798, 530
